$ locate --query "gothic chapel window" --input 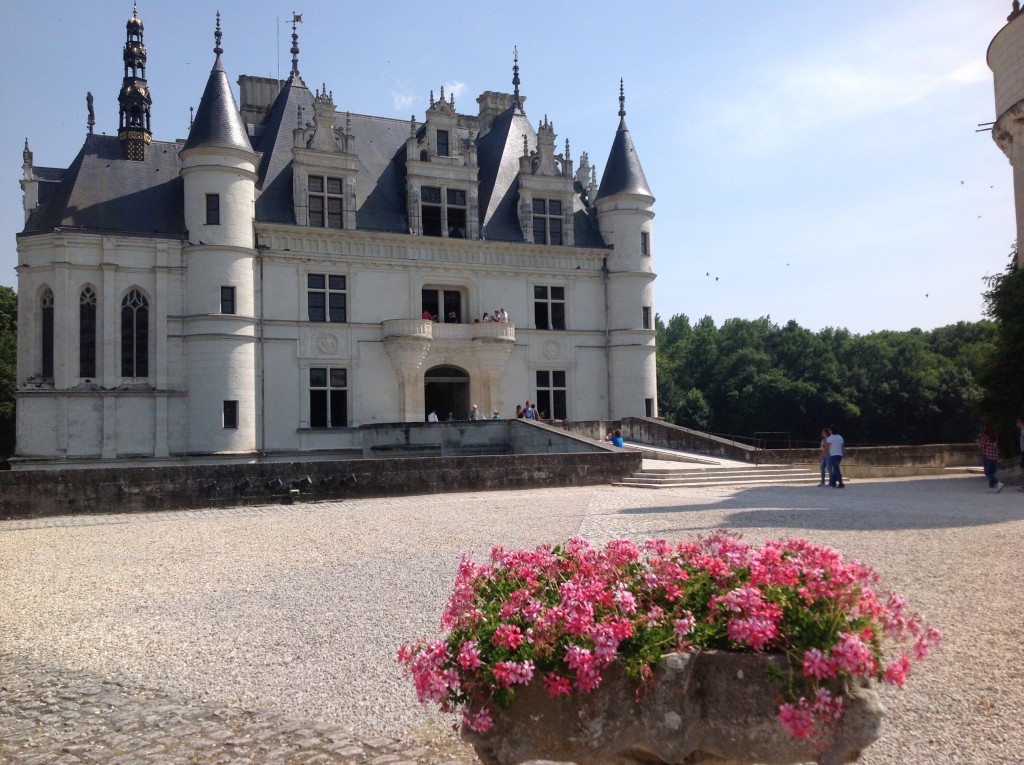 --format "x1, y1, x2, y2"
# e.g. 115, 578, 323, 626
121, 289, 149, 378
41, 288, 54, 379
80, 287, 97, 378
